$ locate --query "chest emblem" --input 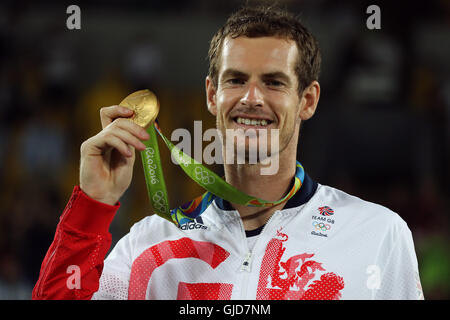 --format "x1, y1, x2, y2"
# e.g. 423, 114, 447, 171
257, 230, 345, 300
